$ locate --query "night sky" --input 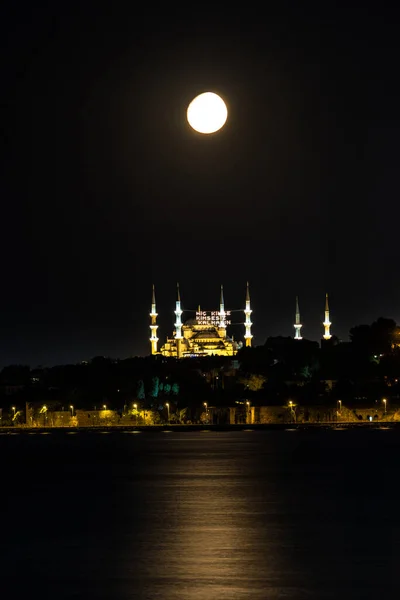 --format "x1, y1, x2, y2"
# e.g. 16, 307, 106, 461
1, 4, 399, 367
